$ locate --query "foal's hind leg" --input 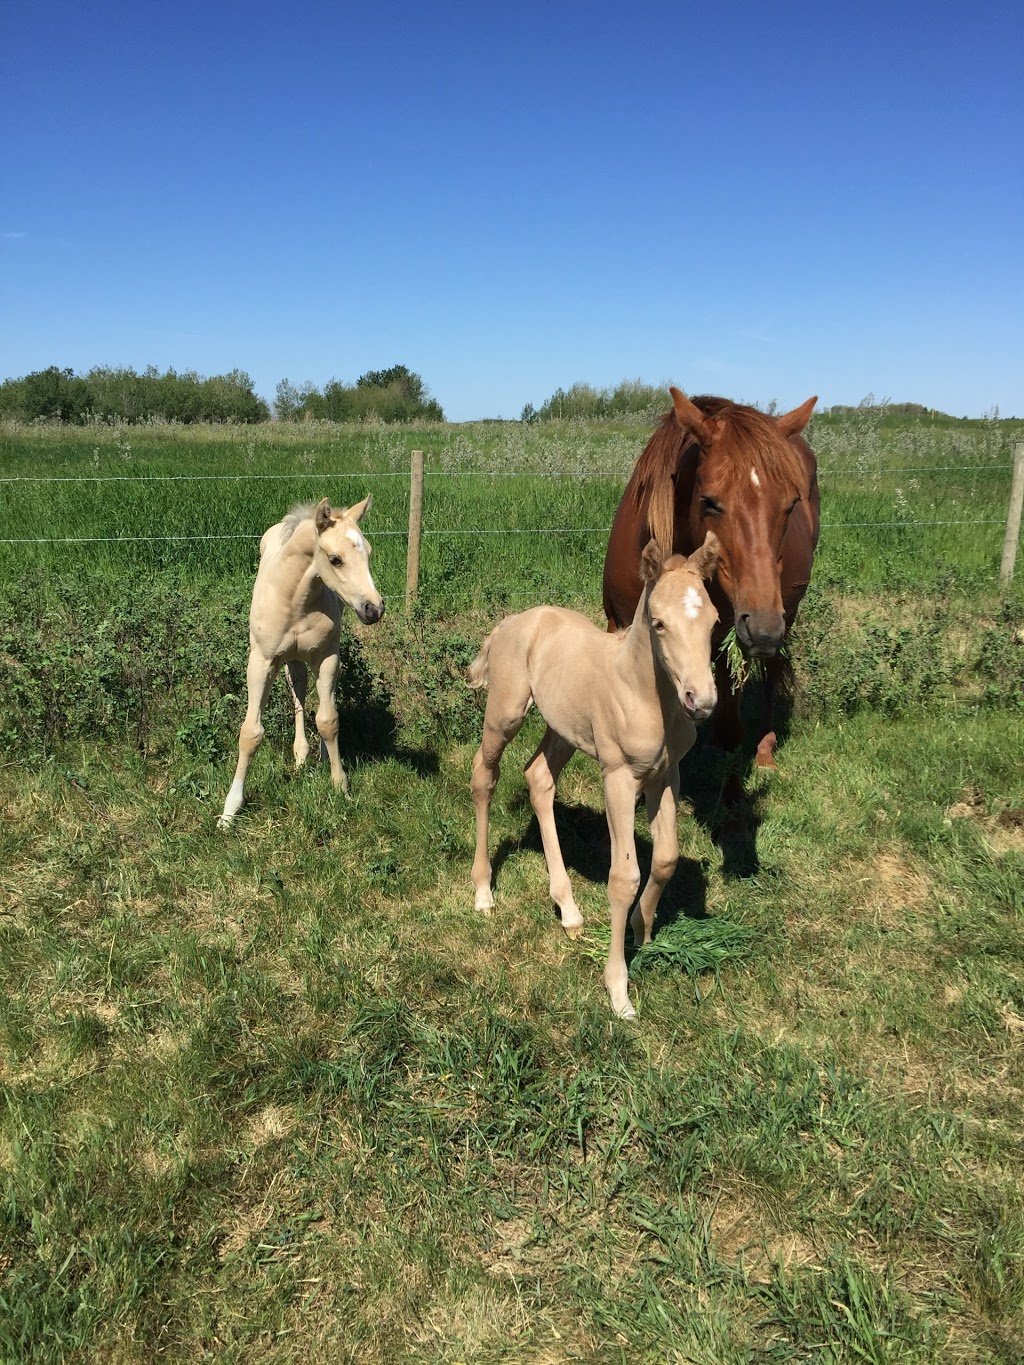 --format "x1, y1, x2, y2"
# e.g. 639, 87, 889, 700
630, 770, 680, 949
284, 661, 311, 768
471, 686, 533, 914
525, 727, 583, 938
219, 649, 280, 827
